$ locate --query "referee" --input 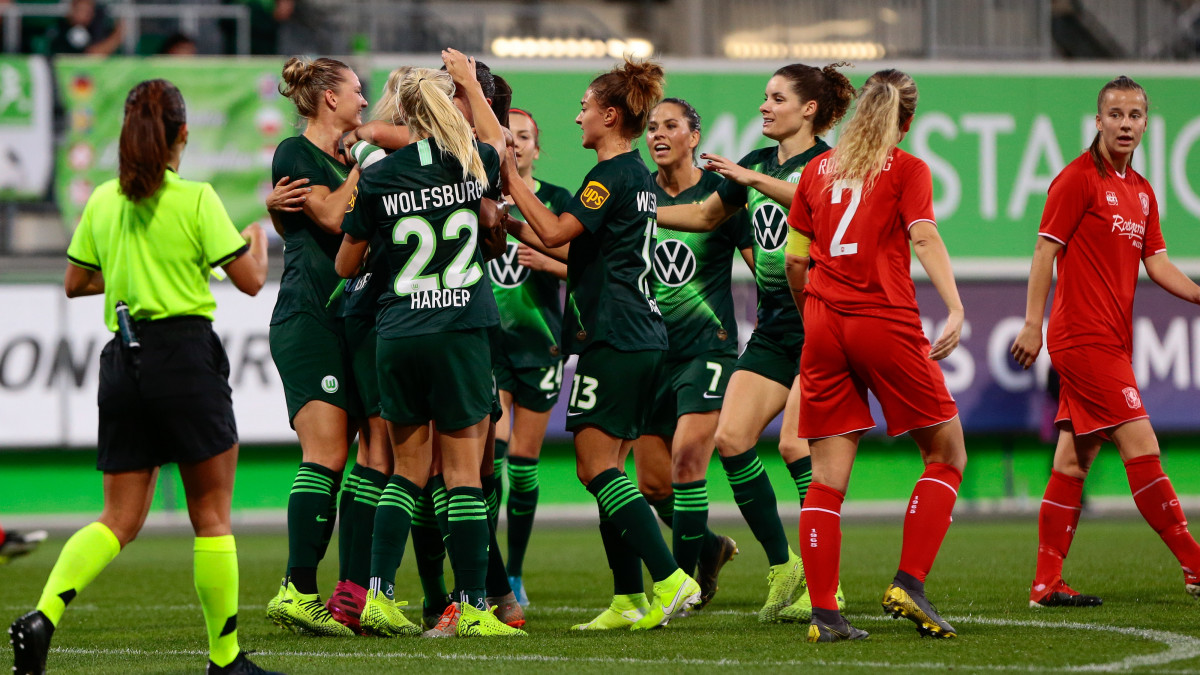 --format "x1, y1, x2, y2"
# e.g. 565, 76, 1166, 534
8, 79, 275, 675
